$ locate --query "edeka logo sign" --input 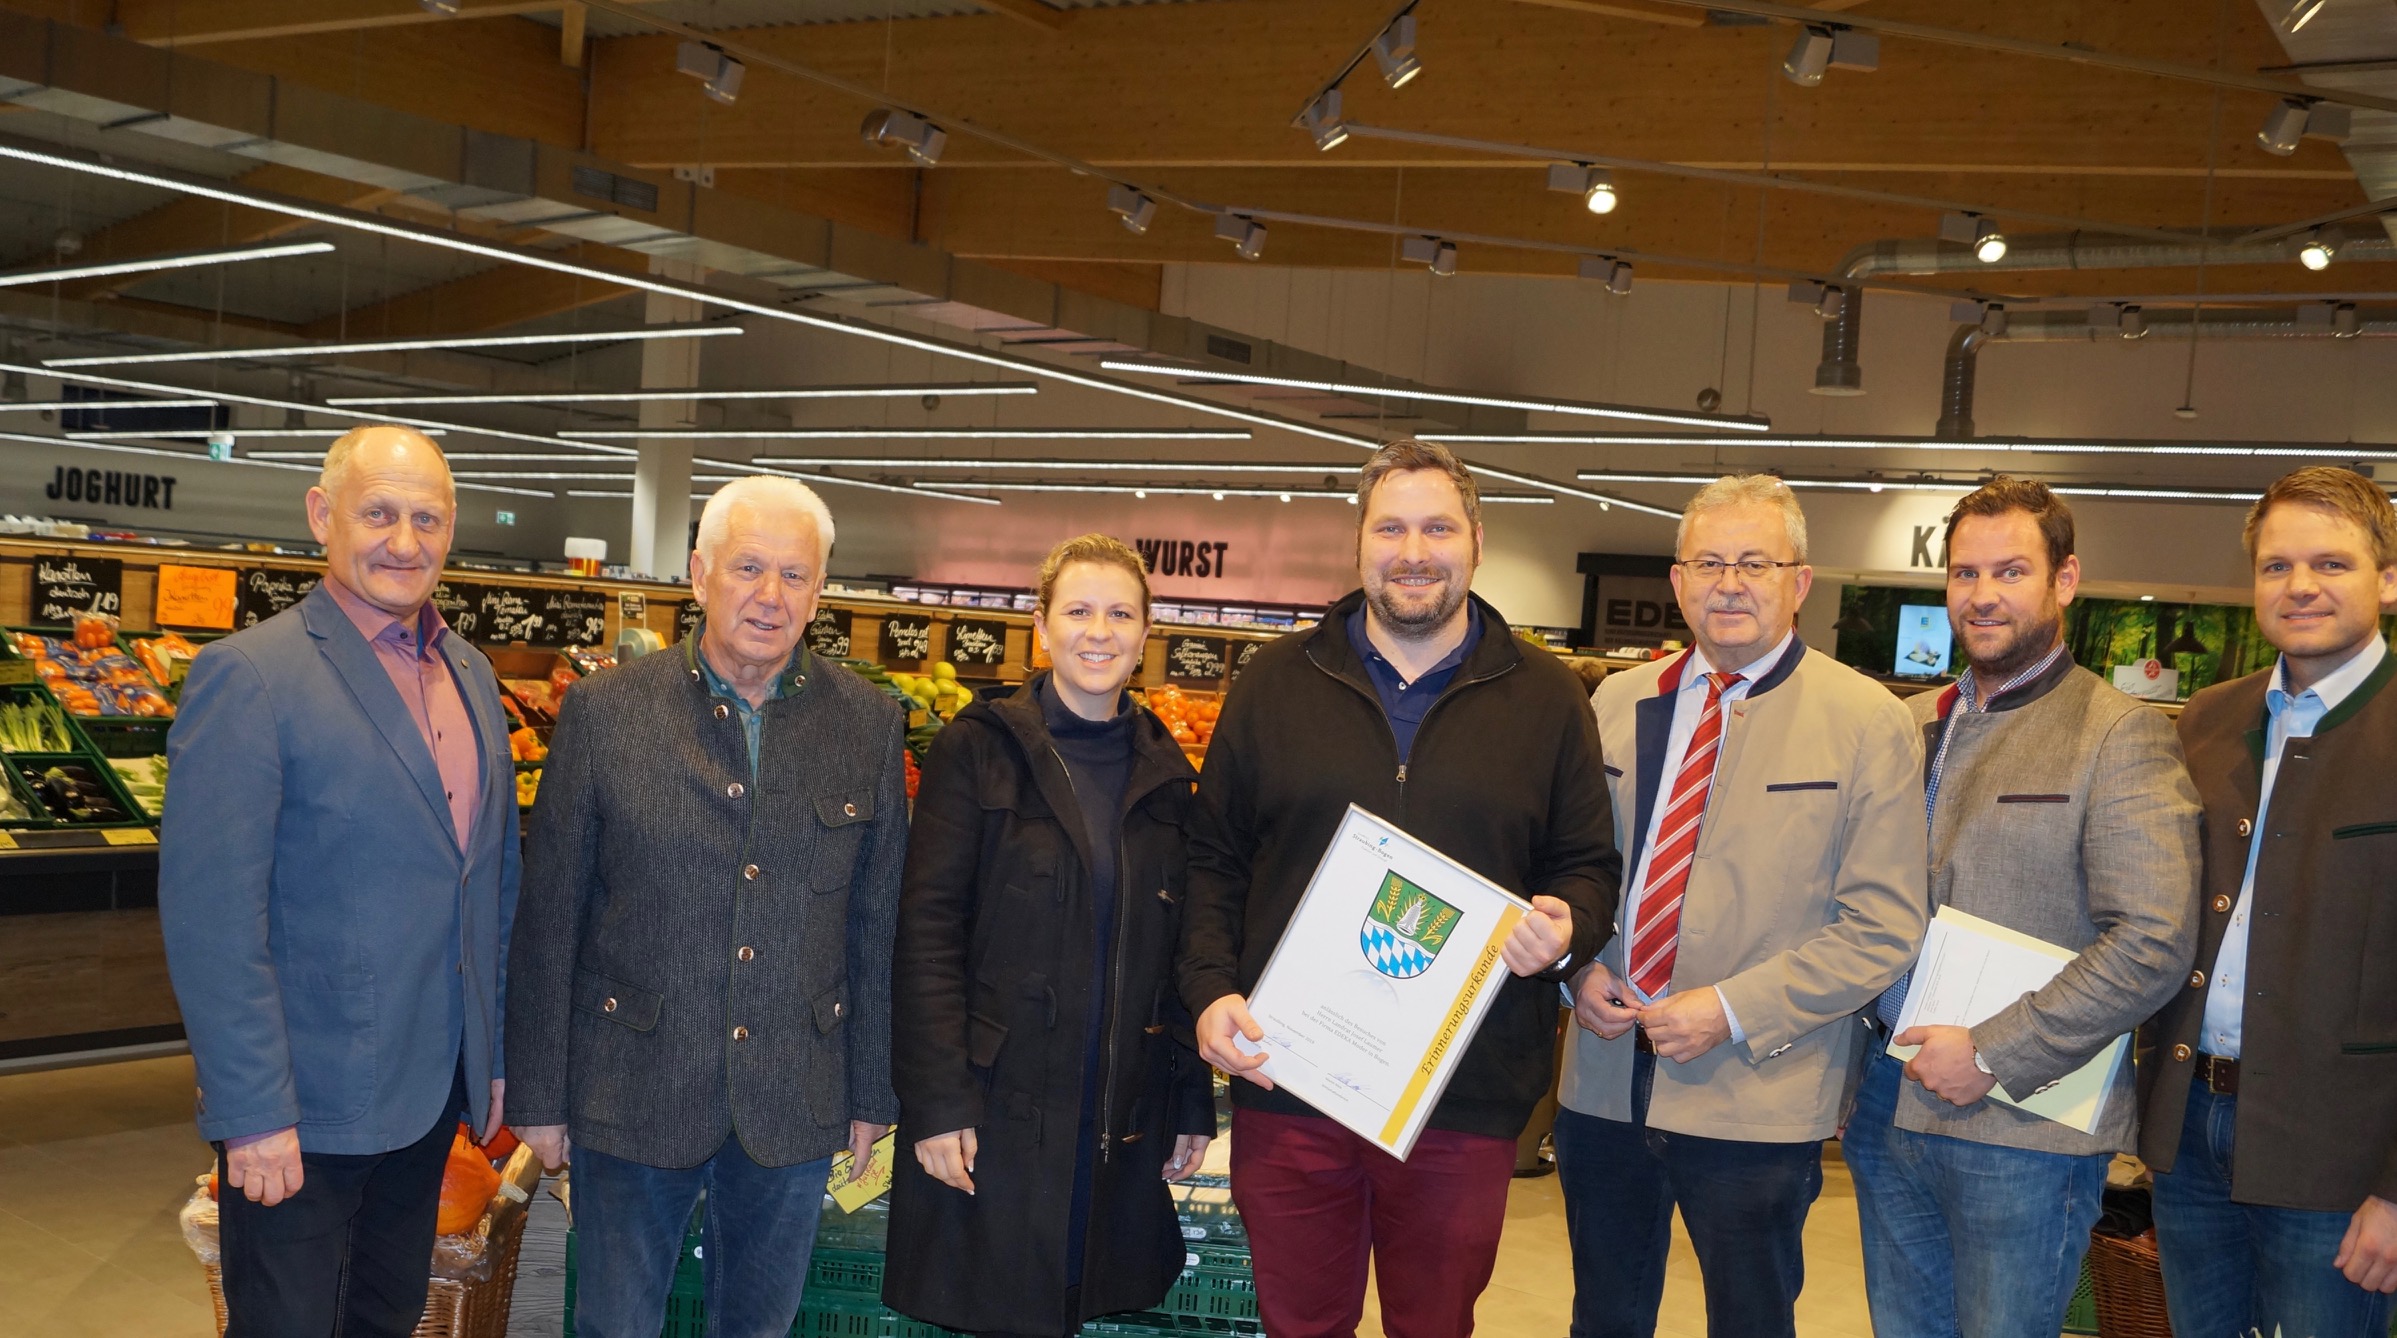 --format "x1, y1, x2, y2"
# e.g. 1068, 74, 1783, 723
45, 466, 176, 510
1134, 537, 1229, 579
